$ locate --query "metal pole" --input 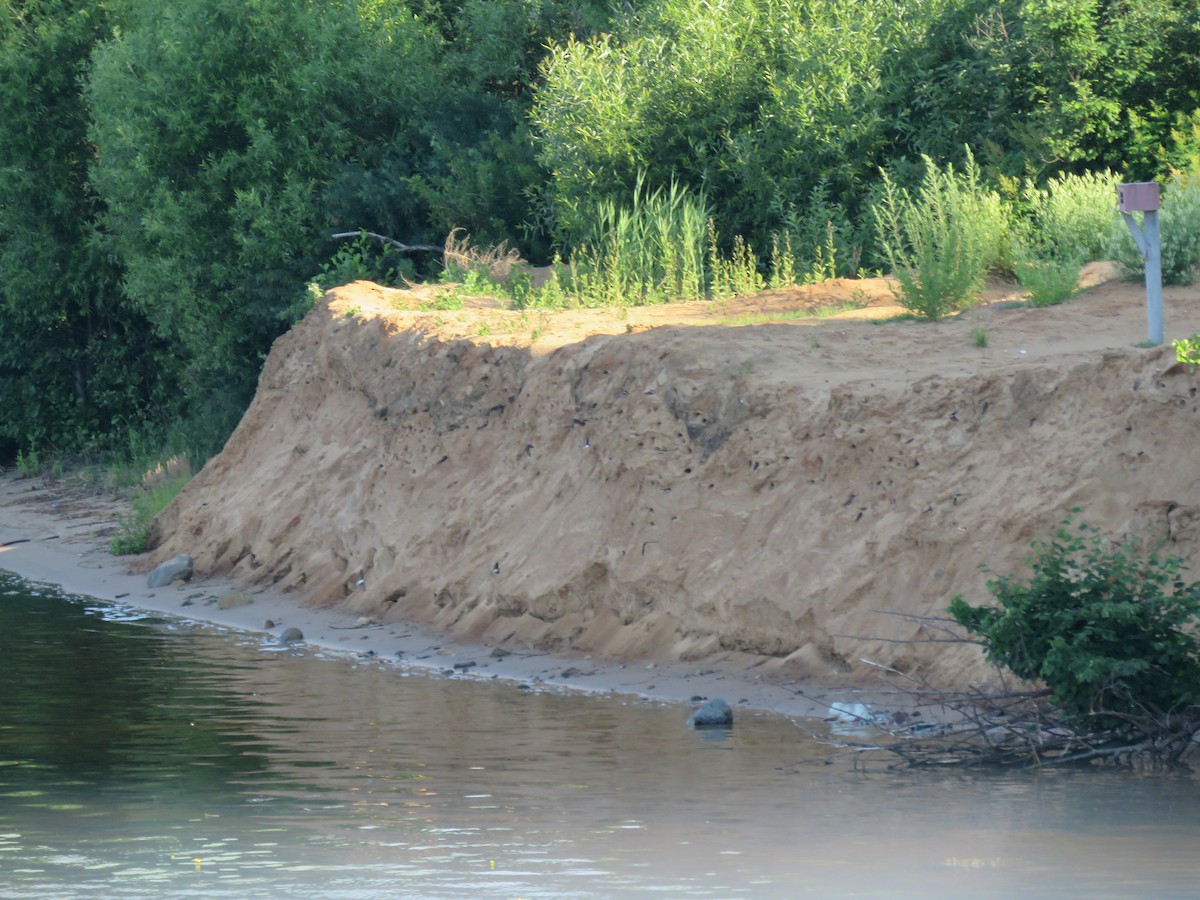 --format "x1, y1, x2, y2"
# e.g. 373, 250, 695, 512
1144, 210, 1163, 346
1120, 208, 1164, 346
